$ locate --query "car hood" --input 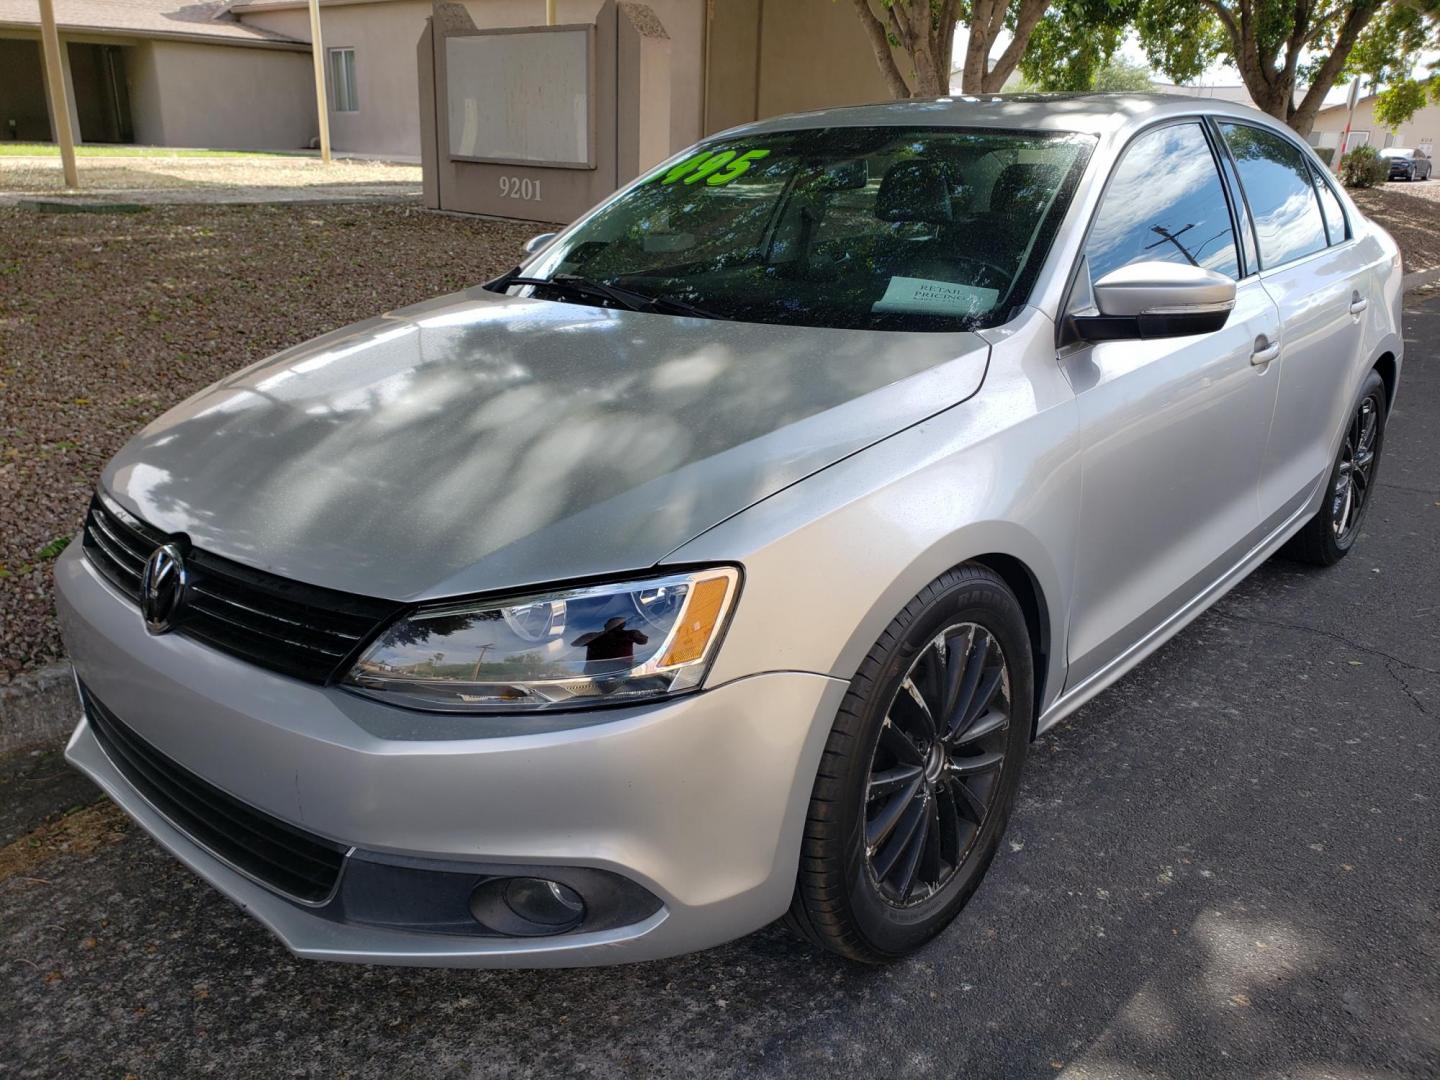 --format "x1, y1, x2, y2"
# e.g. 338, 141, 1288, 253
102, 288, 990, 601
